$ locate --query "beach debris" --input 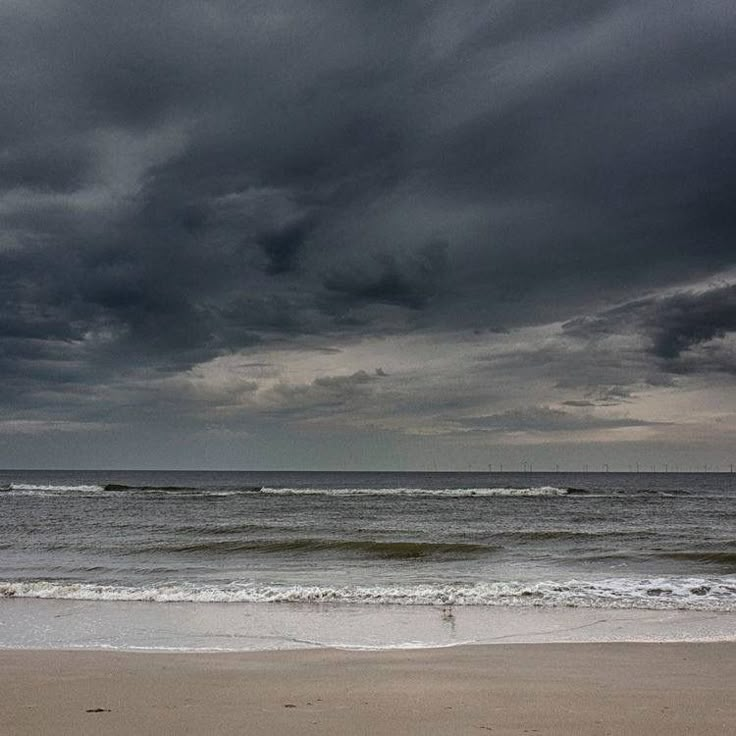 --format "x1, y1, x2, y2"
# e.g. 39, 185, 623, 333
85, 708, 111, 713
